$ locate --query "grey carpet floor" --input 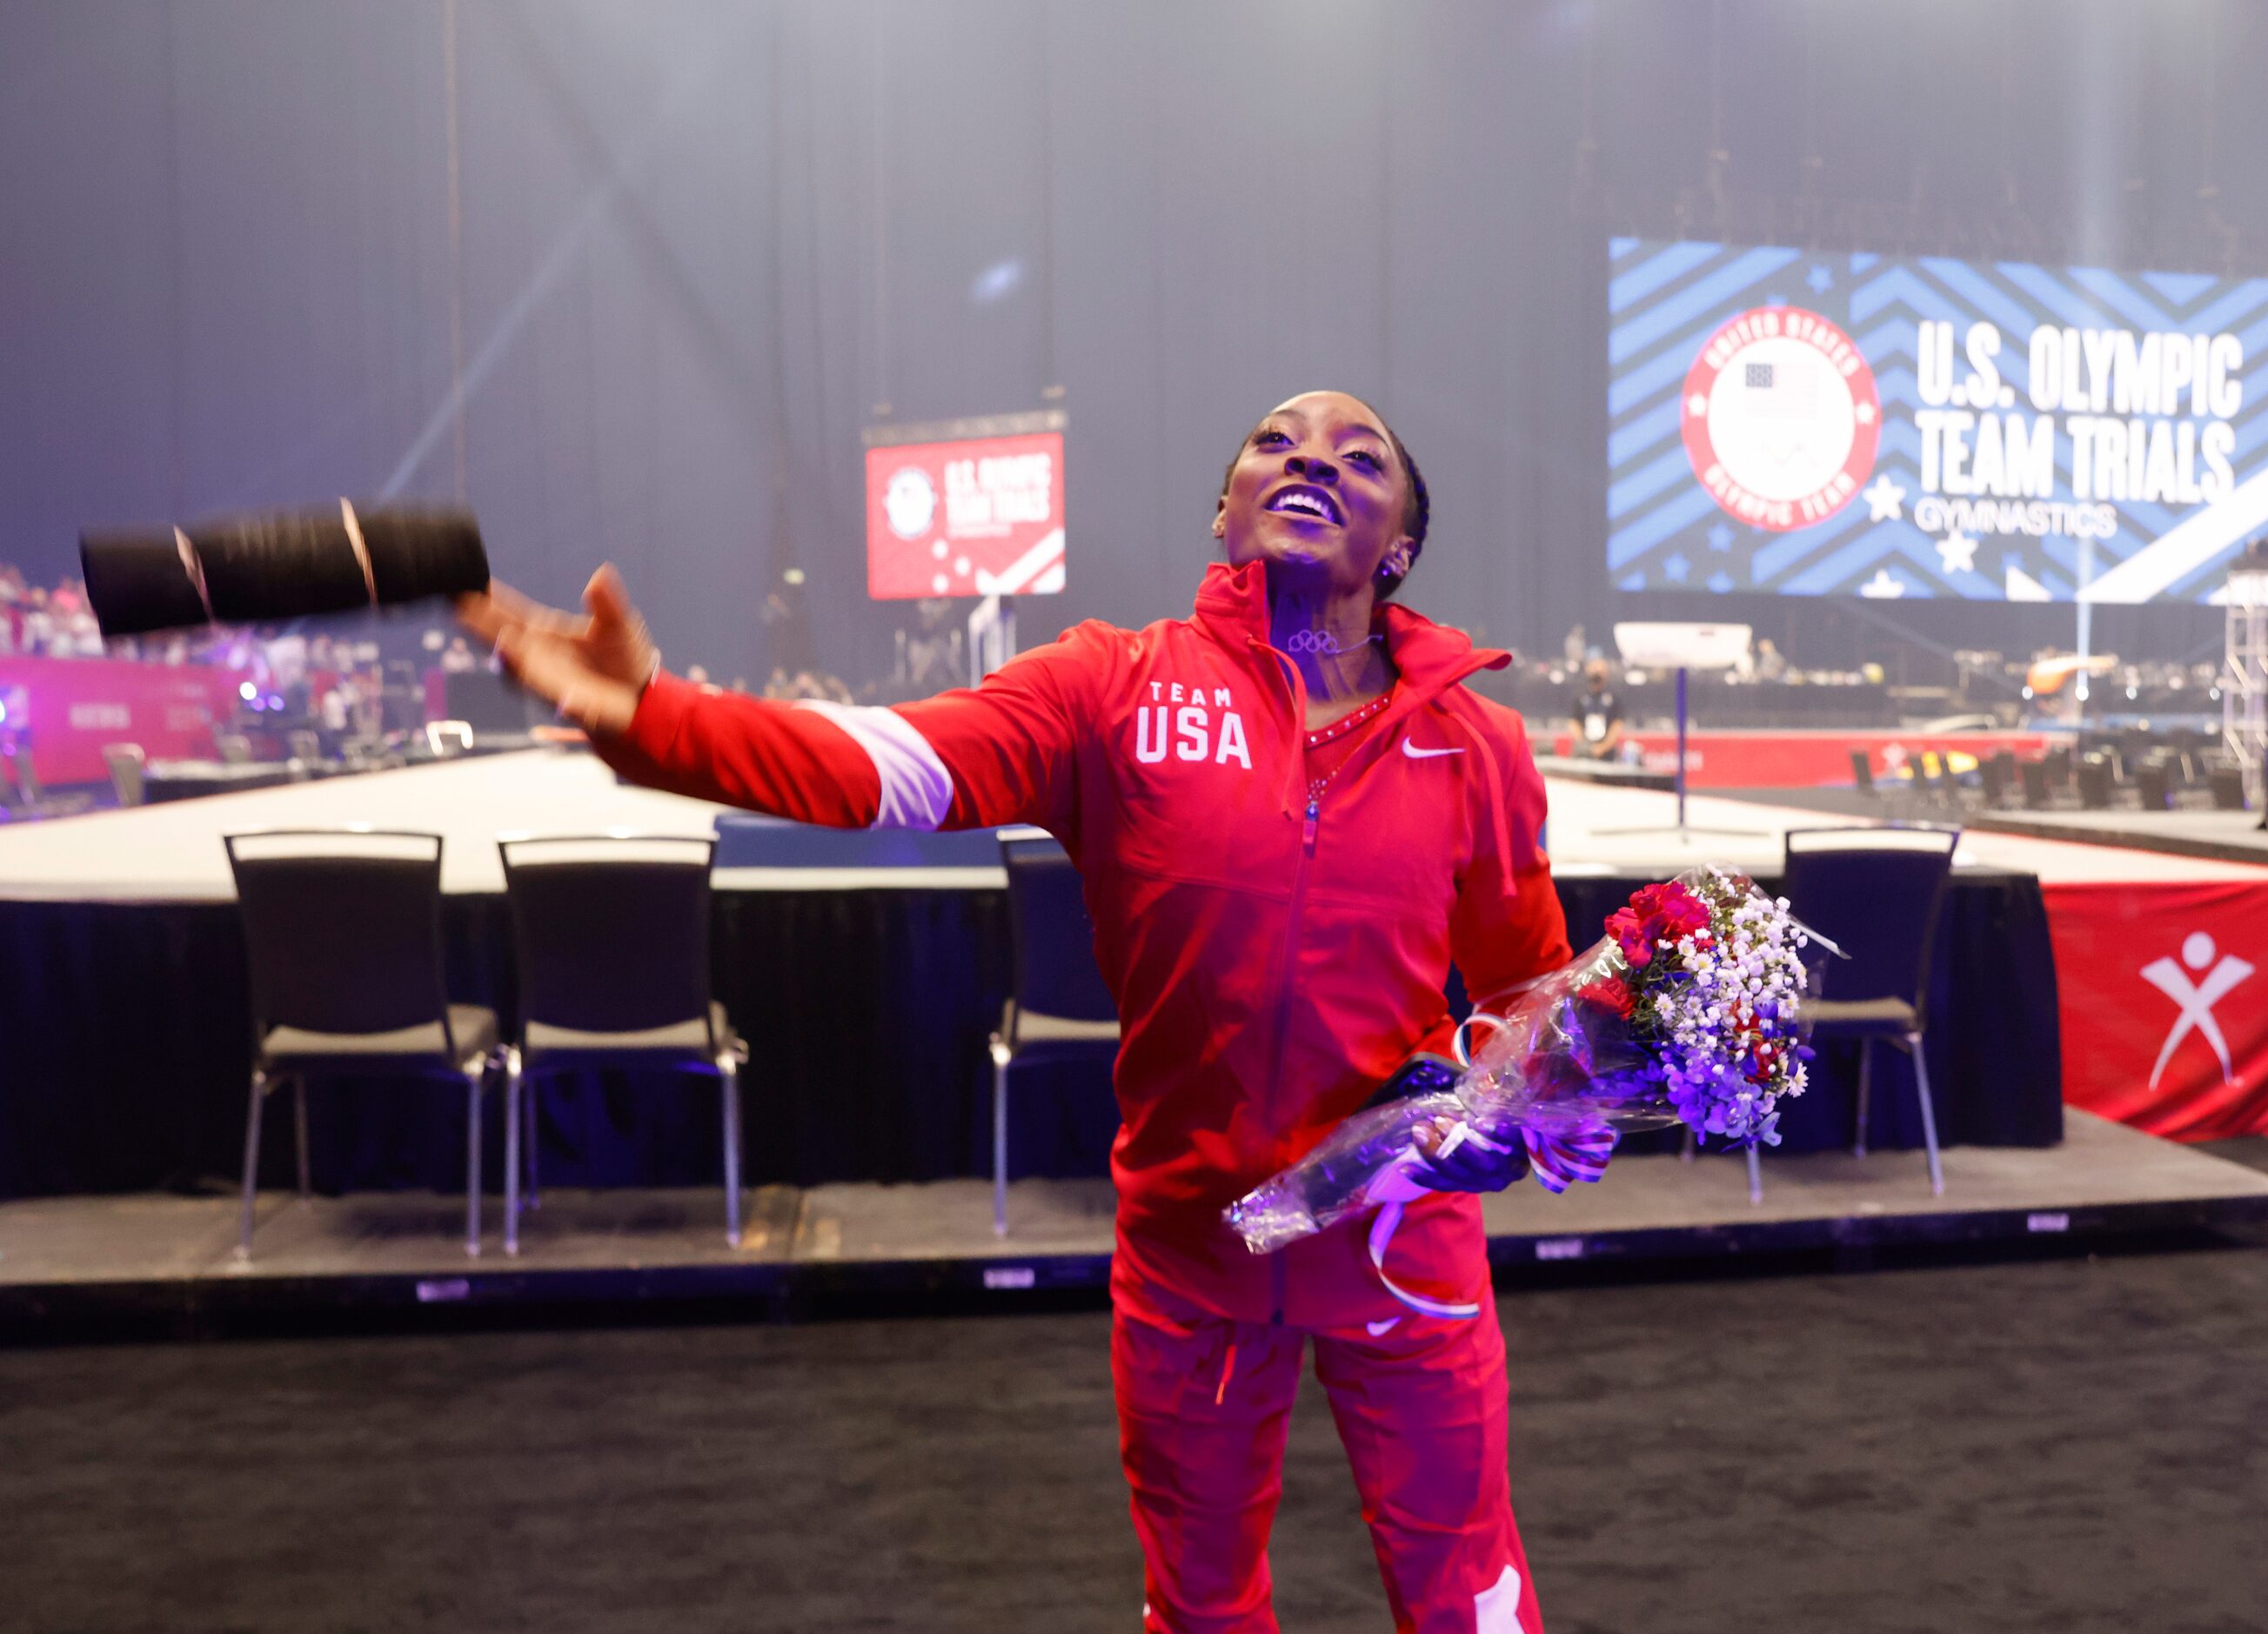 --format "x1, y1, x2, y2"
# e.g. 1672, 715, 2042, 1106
6, 1241, 2267, 1634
